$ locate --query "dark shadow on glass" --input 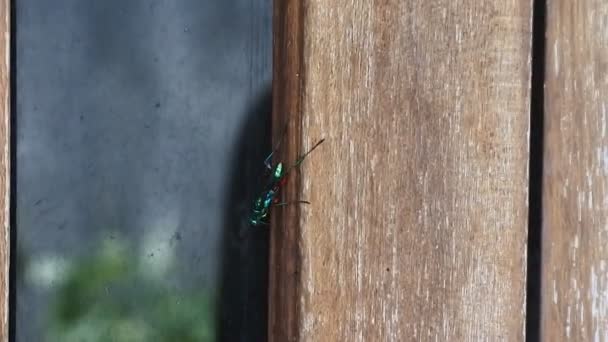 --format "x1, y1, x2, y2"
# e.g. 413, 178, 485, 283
217, 89, 271, 342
